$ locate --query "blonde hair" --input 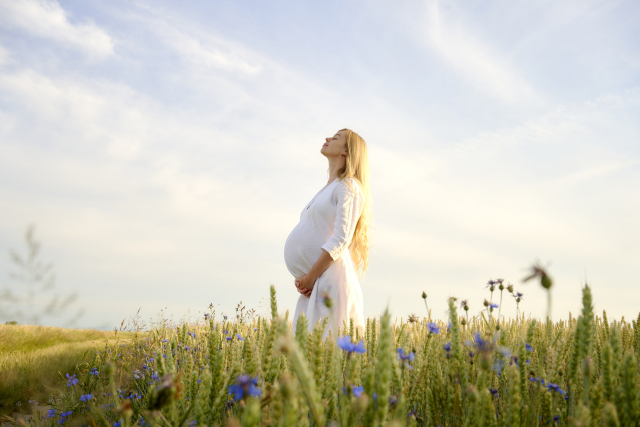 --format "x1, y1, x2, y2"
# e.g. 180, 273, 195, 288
334, 128, 373, 276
